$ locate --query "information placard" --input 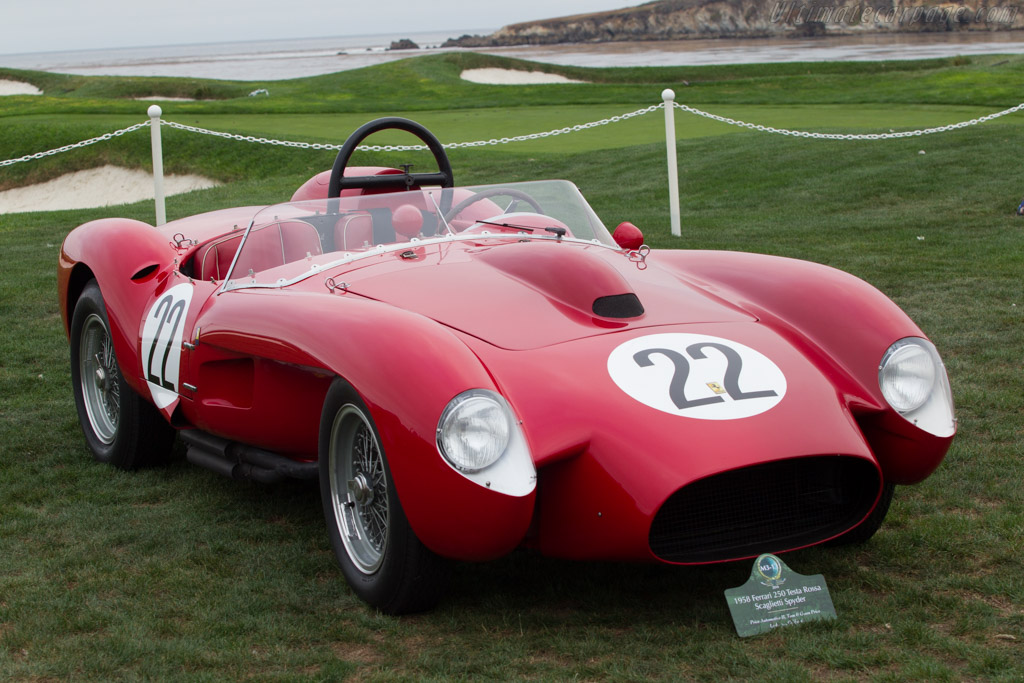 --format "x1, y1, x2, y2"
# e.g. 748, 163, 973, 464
724, 554, 836, 637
